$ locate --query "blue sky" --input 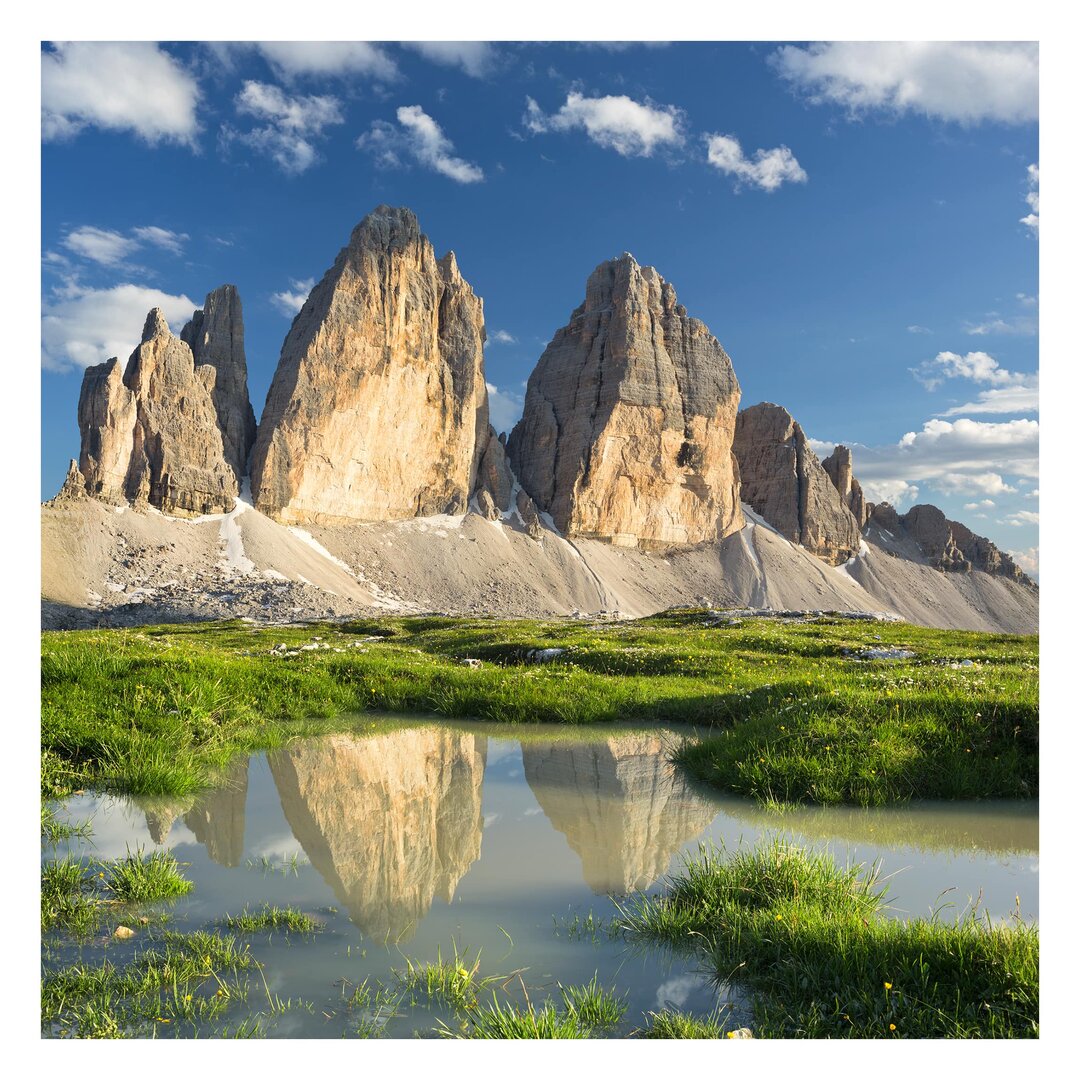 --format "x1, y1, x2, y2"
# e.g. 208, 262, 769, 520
40, 40, 1039, 574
